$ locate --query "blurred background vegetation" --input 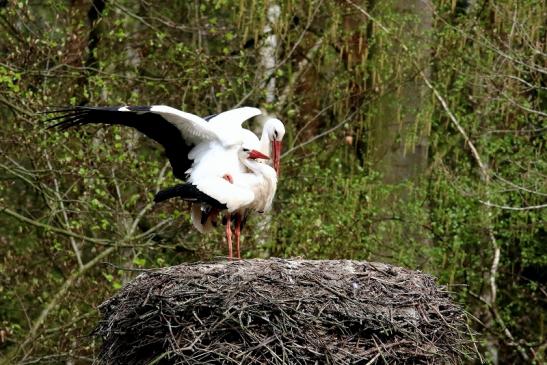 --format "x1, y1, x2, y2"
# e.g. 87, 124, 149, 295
0, 0, 545, 363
